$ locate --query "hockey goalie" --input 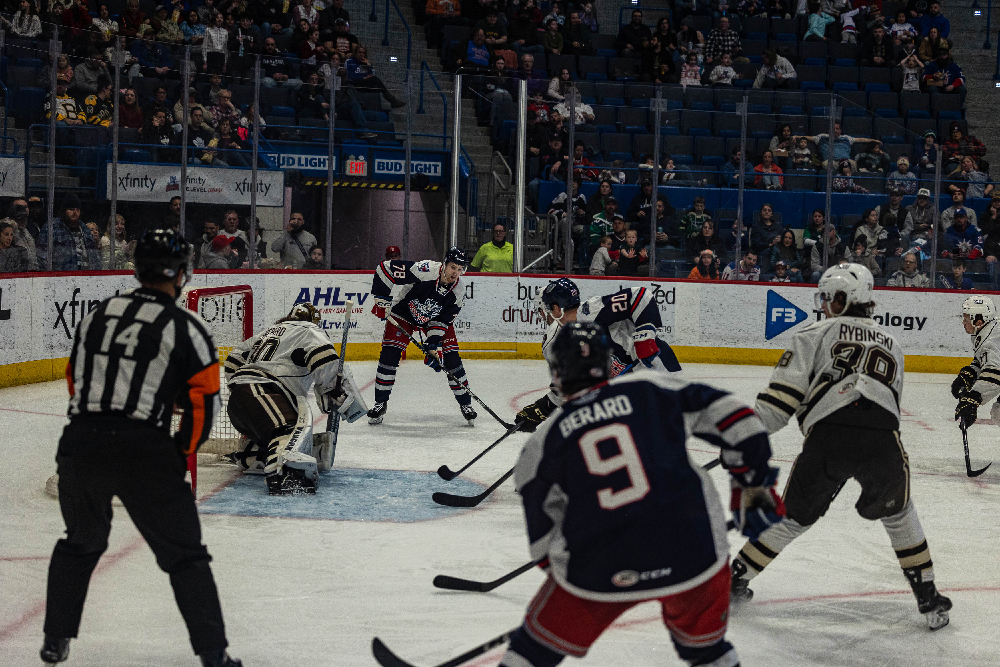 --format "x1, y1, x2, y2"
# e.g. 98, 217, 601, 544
223, 303, 367, 495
